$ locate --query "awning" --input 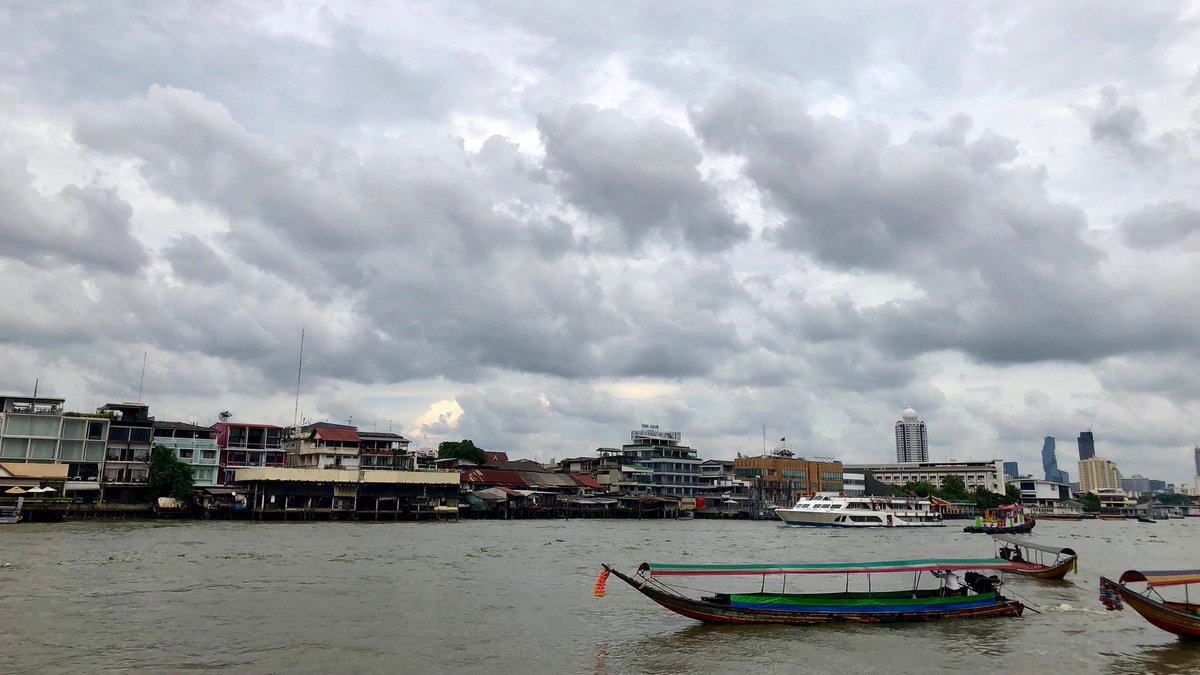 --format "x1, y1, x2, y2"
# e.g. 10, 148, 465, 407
638, 559, 1025, 577
991, 534, 1076, 556
1118, 569, 1200, 587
